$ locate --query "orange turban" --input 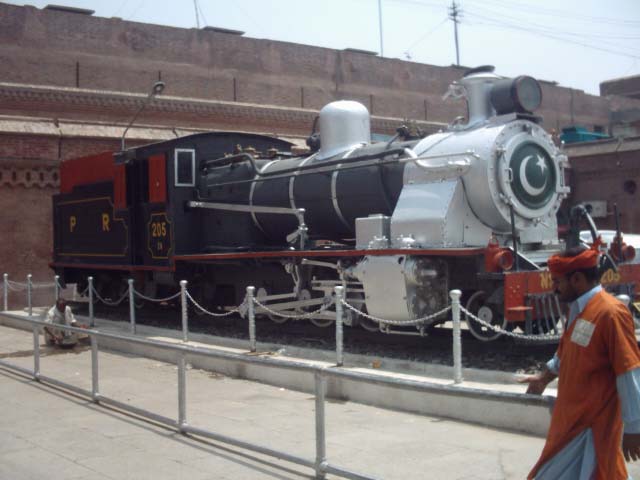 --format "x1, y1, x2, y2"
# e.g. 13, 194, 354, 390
547, 238, 601, 276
